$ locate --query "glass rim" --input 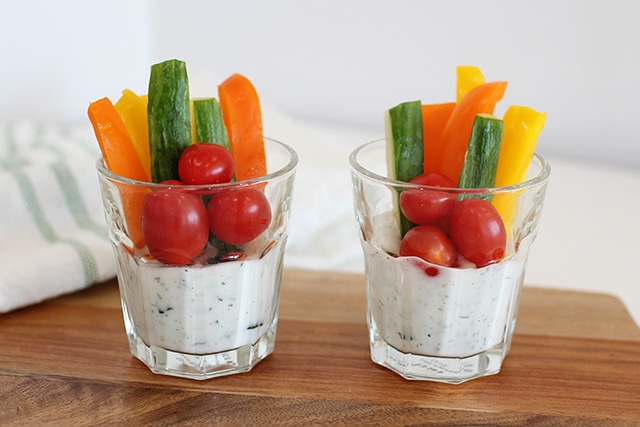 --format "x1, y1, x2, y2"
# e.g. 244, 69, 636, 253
349, 139, 551, 193
96, 137, 299, 188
